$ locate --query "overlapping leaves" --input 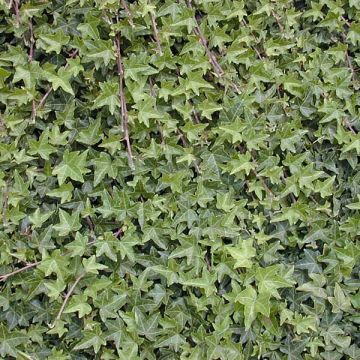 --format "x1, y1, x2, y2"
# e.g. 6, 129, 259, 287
0, 0, 360, 359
